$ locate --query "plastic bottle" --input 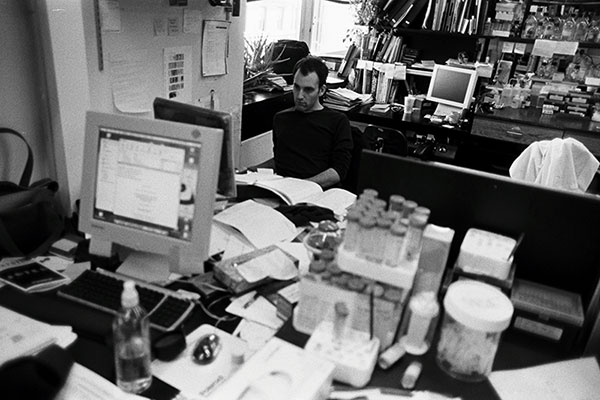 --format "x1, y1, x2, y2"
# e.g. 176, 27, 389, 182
113, 281, 152, 393
574, 12, 588, 41
561, 13, 576, 40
